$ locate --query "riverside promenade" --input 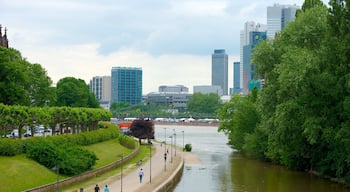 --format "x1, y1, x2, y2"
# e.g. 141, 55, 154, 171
81, 142, 200, 192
